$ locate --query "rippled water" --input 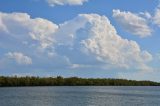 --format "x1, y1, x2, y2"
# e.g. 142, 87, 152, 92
0, 86, 160, 106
